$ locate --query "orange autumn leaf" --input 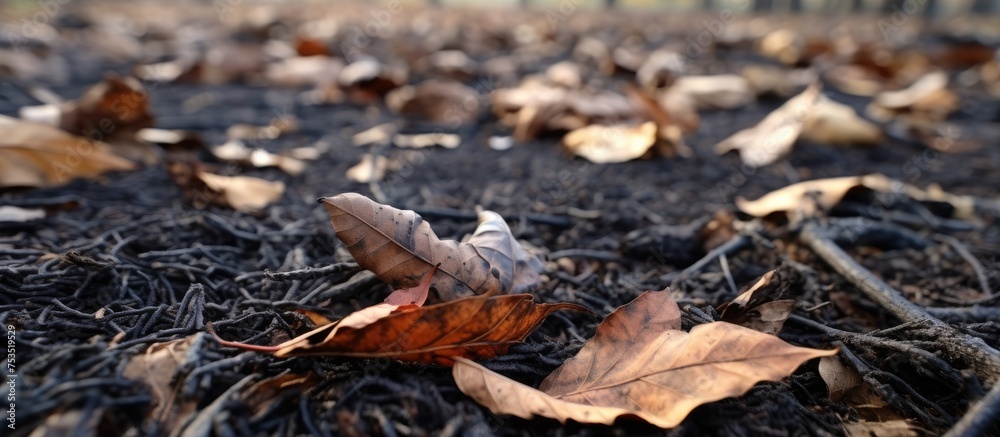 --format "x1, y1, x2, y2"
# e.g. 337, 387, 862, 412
210, 266, 585, 366
454, 289, 837, 428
